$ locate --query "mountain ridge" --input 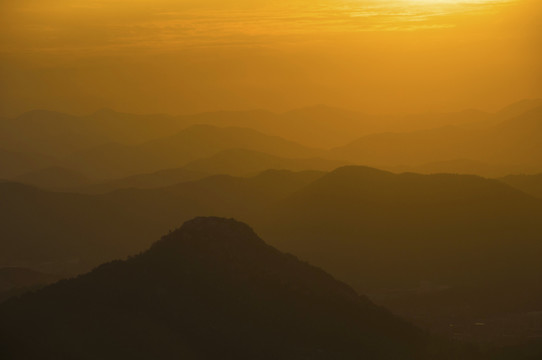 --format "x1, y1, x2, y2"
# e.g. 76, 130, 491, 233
0, 217, 446, 360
